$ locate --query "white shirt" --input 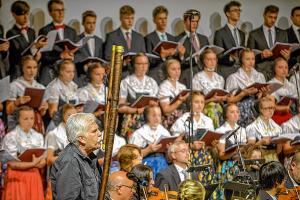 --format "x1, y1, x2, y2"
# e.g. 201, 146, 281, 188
113, 135, 126, 156
158, 79, 187, 103
281, 115, 300, 134
120, 27, 132, 41
246, 117, 282, 140
216, 122, 247, 144
77, 83, 106, 104
263, 25, 275, 48
290, 73, 300, 90
129, 124, 170, 148
45, 122, 68, 151
156, 30, 167, 41
226, 67, 266, 93
119, 74, 158, 101
2, 125, 44, 157
85, 33, 95, 57
170, 112, 214, 136
269, 77, 297, 101
174, 164, 188, 182
9, 76, 46, 101
45, 78, 78, 104
193, 71, 224, 95
53, 22, 64, 40
227, 23, 240, 46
